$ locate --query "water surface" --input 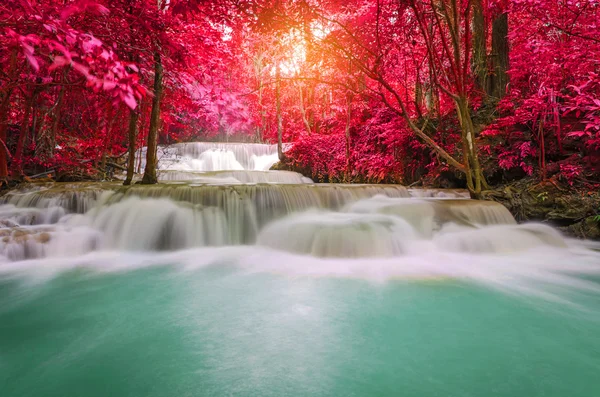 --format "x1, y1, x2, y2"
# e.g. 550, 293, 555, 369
1, 259, 599, 397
